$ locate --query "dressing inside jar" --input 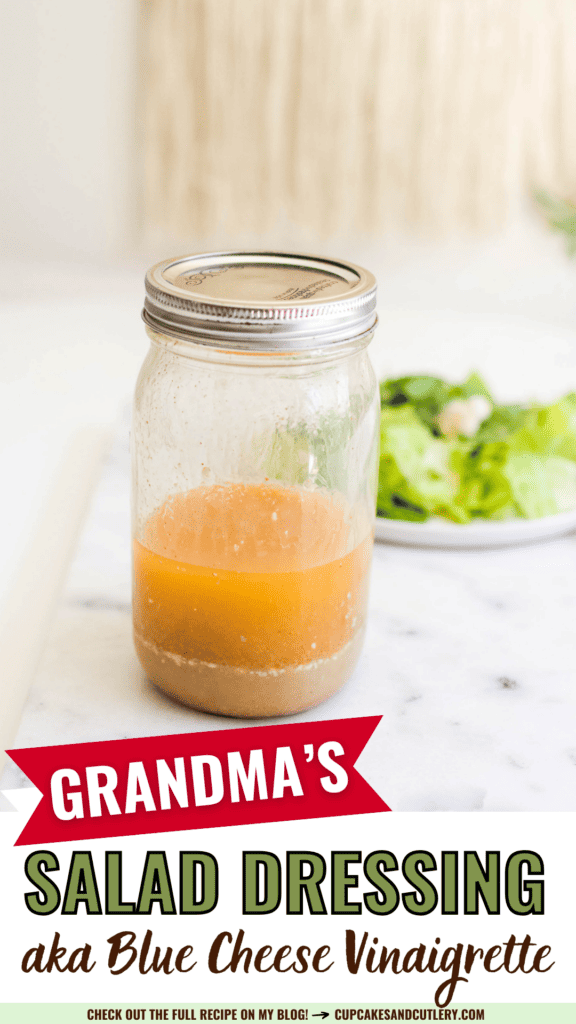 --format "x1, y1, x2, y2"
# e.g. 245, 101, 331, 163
133, 483, 372, 716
